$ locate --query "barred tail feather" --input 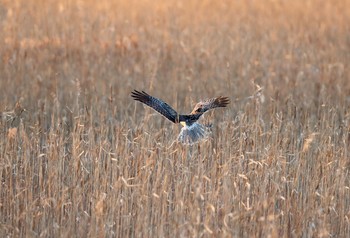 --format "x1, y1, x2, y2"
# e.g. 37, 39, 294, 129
177, 123, 211, 145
